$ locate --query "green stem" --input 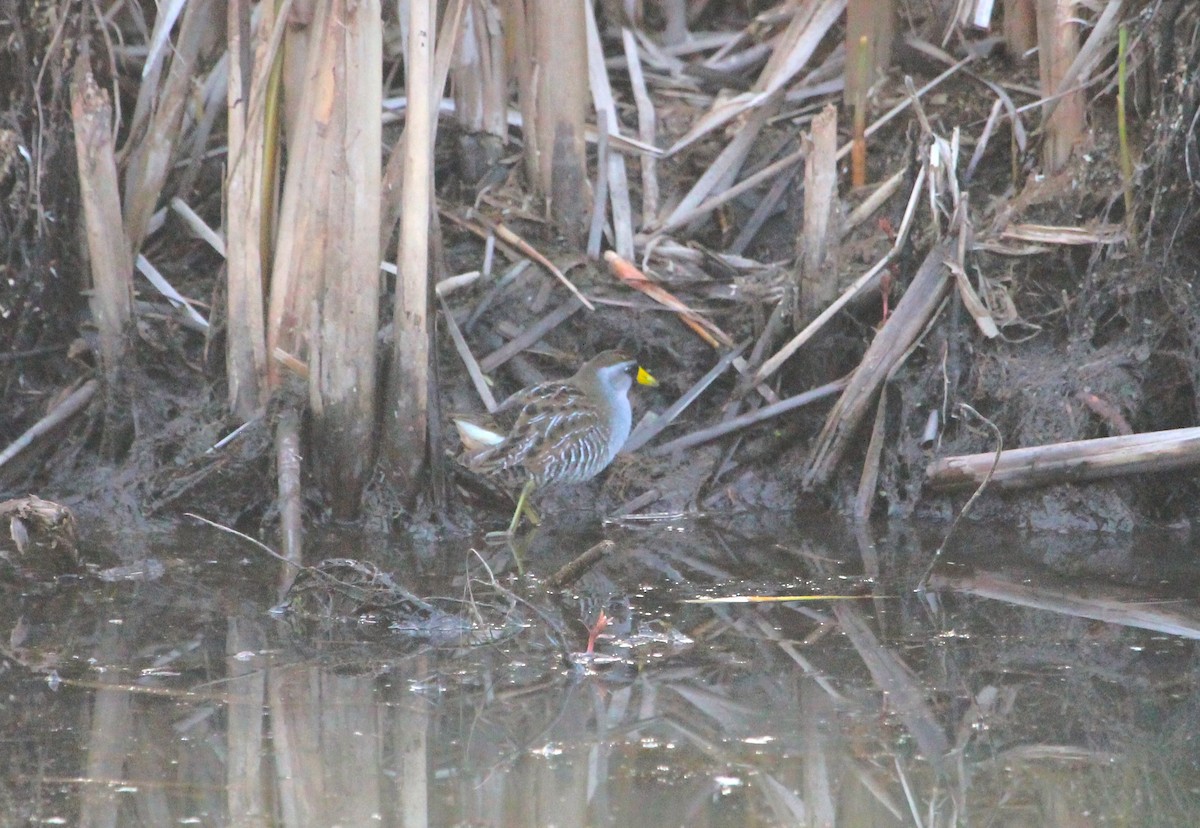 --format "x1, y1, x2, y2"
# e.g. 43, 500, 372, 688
1117, 25, 1137, 242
